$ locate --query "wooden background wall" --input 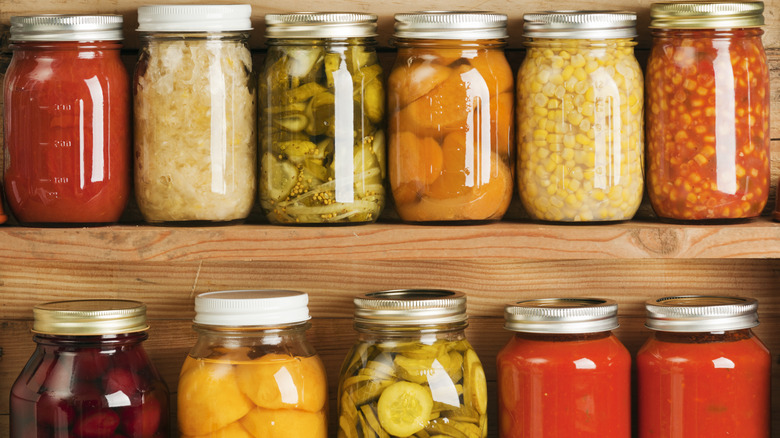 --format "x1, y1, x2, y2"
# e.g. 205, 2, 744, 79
1, 0, 780, 436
